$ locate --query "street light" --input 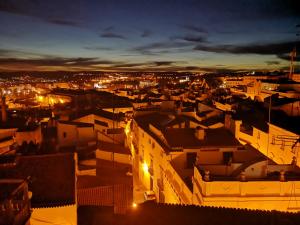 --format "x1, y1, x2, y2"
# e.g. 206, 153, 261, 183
143, 162, 149, 173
